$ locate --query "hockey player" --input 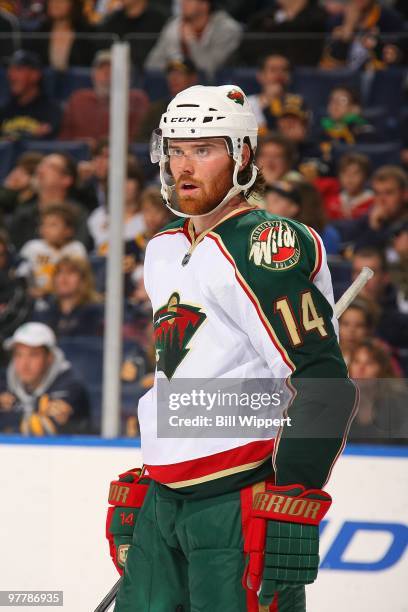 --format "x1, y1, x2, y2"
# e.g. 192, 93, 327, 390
106, 85, 358, 612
